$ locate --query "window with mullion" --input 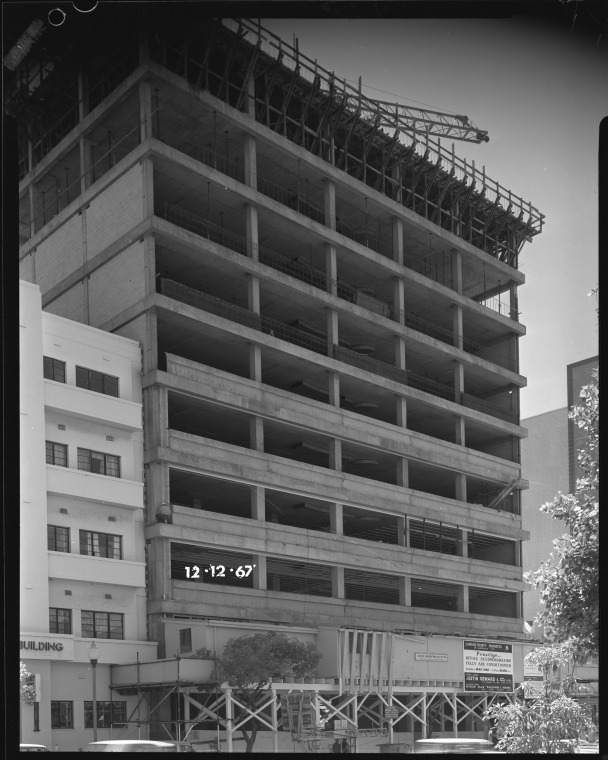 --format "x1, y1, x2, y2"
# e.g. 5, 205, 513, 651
82, 610, 124, 639
84, 701, 127, 729
76, 366, 119, 397
48, 525, 70, 552
79, 530, 122, 559
43, 356, 66, 383
46, 441, 68, 467
77, 448, 120, 478
51, 701, 73, 729
49, 607, 72, 634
